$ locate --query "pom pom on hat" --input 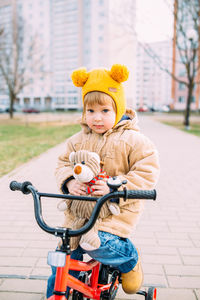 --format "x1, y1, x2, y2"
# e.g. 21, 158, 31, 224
110, 64, 129, 83
71, 67, 89, 87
